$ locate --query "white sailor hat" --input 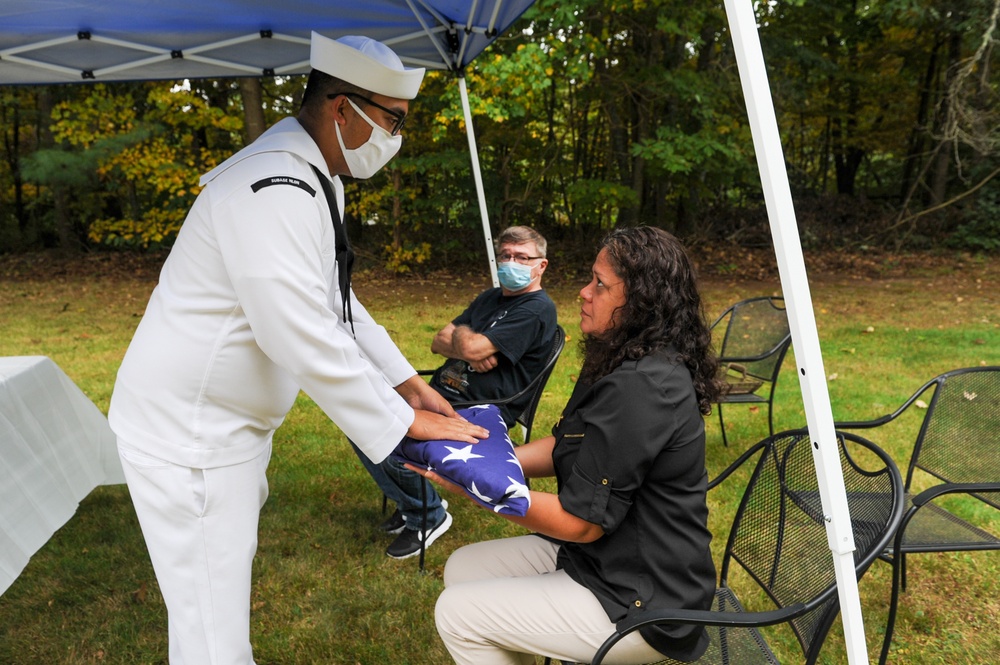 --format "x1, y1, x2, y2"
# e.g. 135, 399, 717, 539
310, 32, 426, 100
